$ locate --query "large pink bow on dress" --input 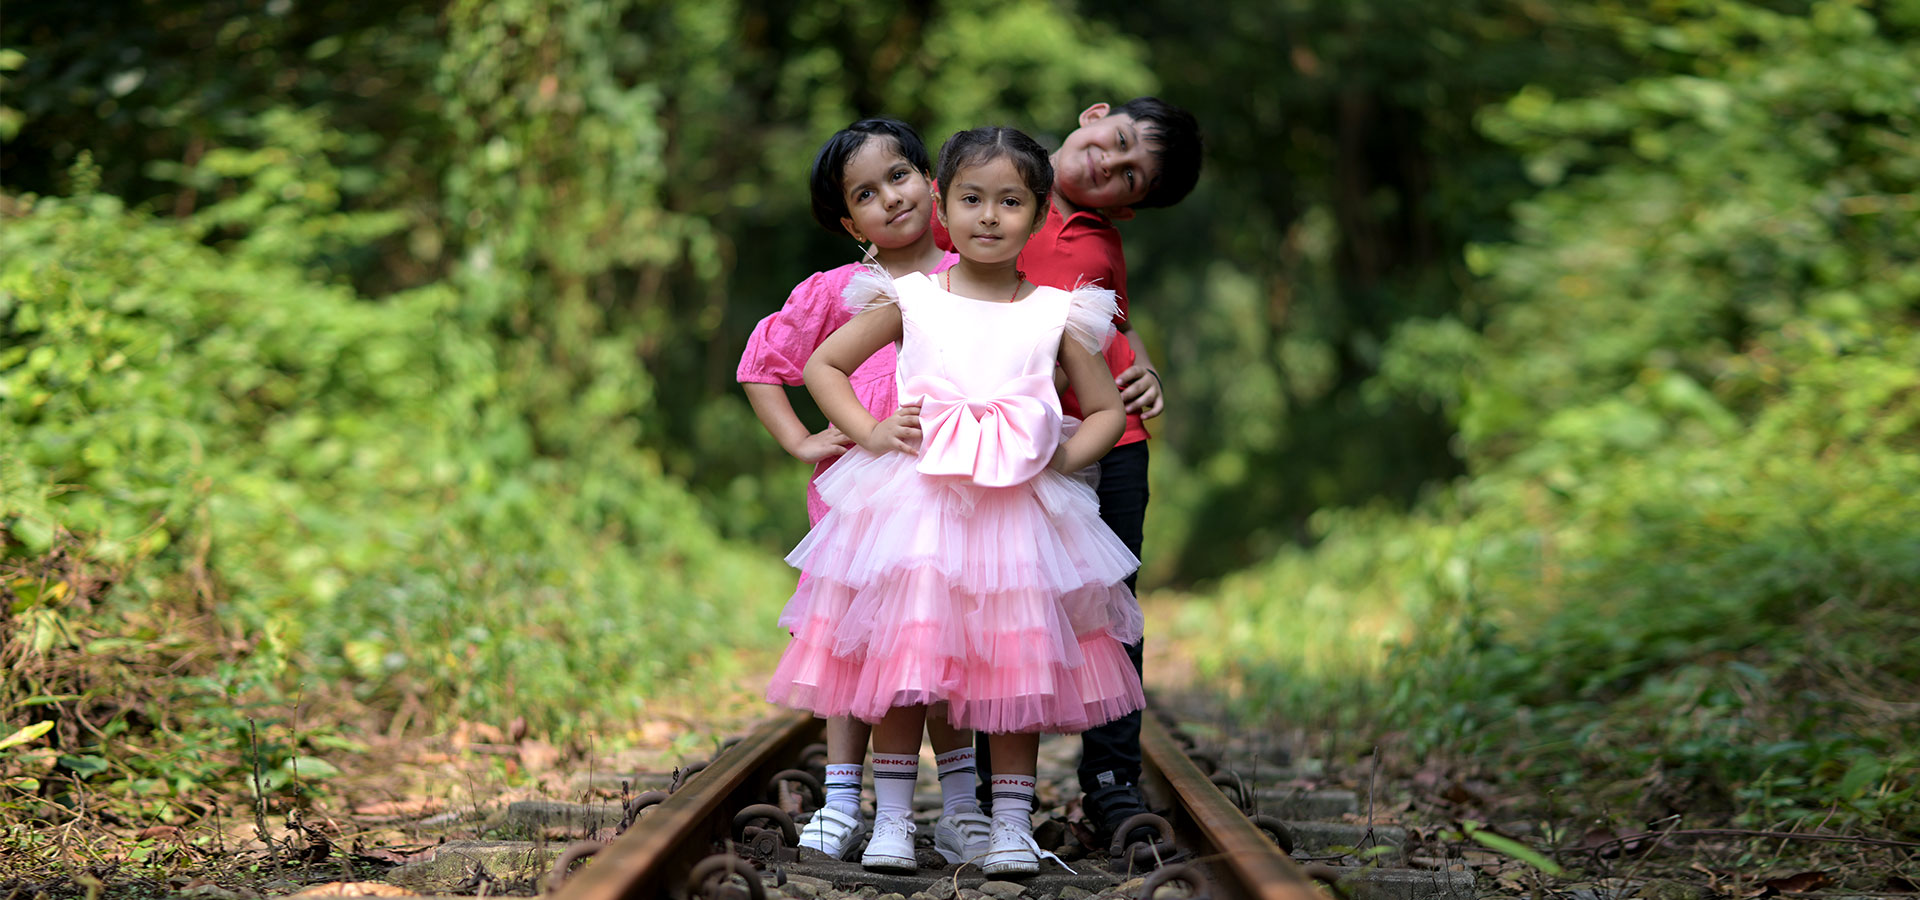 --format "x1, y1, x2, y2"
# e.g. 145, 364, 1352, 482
905, 373, 1060, 488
